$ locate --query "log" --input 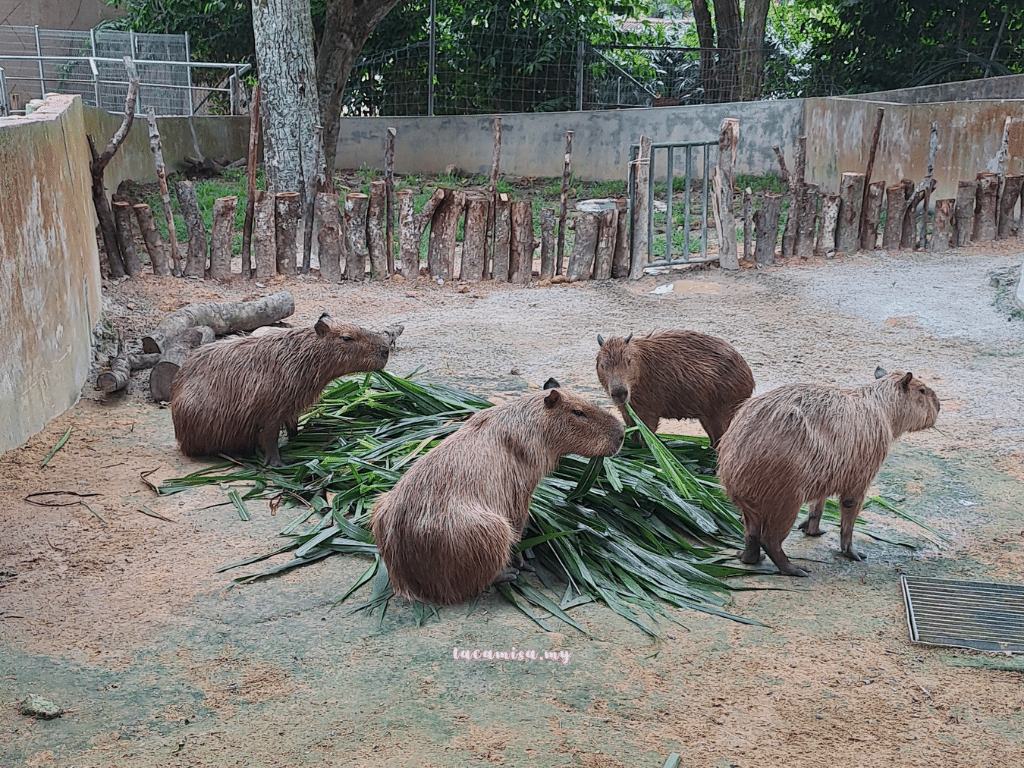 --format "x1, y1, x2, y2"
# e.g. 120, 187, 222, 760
396, 187, 445, 276
141, 291, 295, 354
836, 172, 864, 253
753, 193, 782, 266
612, 199, 630, 279
778, 137, 805, 259
253, 190, 277, 280
860, 180, 885, 251
96, 338, 131, 394
954, 180, 977, 247
175, 180, 208, 277
902, 181, 933, 249
711, 118, 740, 270
460, 195, 490, 282
795, 183, 819, 259
973, 172, 999, 243
593, 207, 618, 279
344, 192, 370, 281
539, 207, 556, 280
997, 174, 1023, 239
129, 353, 161, 371
149, 326, 215, 402
491, 193, 512, 281
556, 130, 573, 276
629, 136, 652, 279
918, 121, 938, 249
112, 200, 142, 277
857, 107, 885, 249
741, 187, 752, 261
994, 116, 1012, 235
274, 191, 301, 275
132, 203, 171, 276
384, 126, 396, 275
146, 107, 182, 275
815, 194, 840, 257
928, 198, 956, 252
241, 85, 260, 279
882, 179, 914, 251
566, 215, 599, 282
315, 192, 344, 283
367, 180, 388, 279
508, 199, 534, 284
427, 190, 465, 281
209, 196, 237, 280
